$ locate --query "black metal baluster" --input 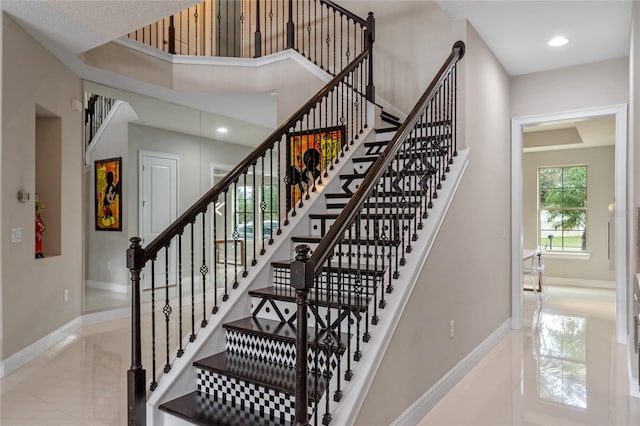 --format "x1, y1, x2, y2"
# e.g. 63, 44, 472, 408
194, 5, 199, 55
216, 0, 221, 55
232, 180, 239, 288
177, 234, 184, 357
163, 245, 172, 374
223, 190, 229, 301
252, 165, 258, 265
150, 259, 158, 390
190, 223, 196, 340
243, 173, 249, 276
320, 2, 323, 68
453, 63, 458, 157
212, 201, 219, 314
200, 211, 209, 327
260, 155, 266, 255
